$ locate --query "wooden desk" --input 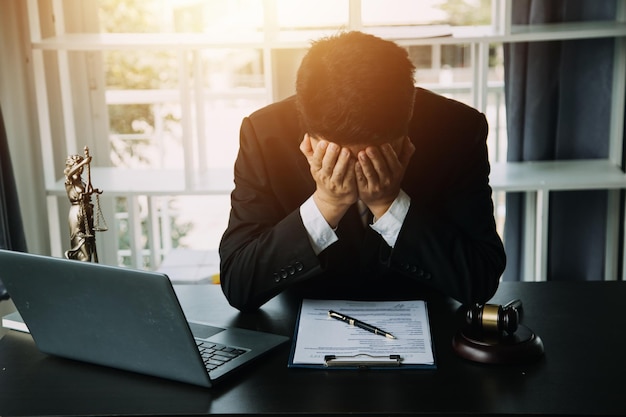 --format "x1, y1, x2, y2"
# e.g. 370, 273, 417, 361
0, 281, 624, 416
